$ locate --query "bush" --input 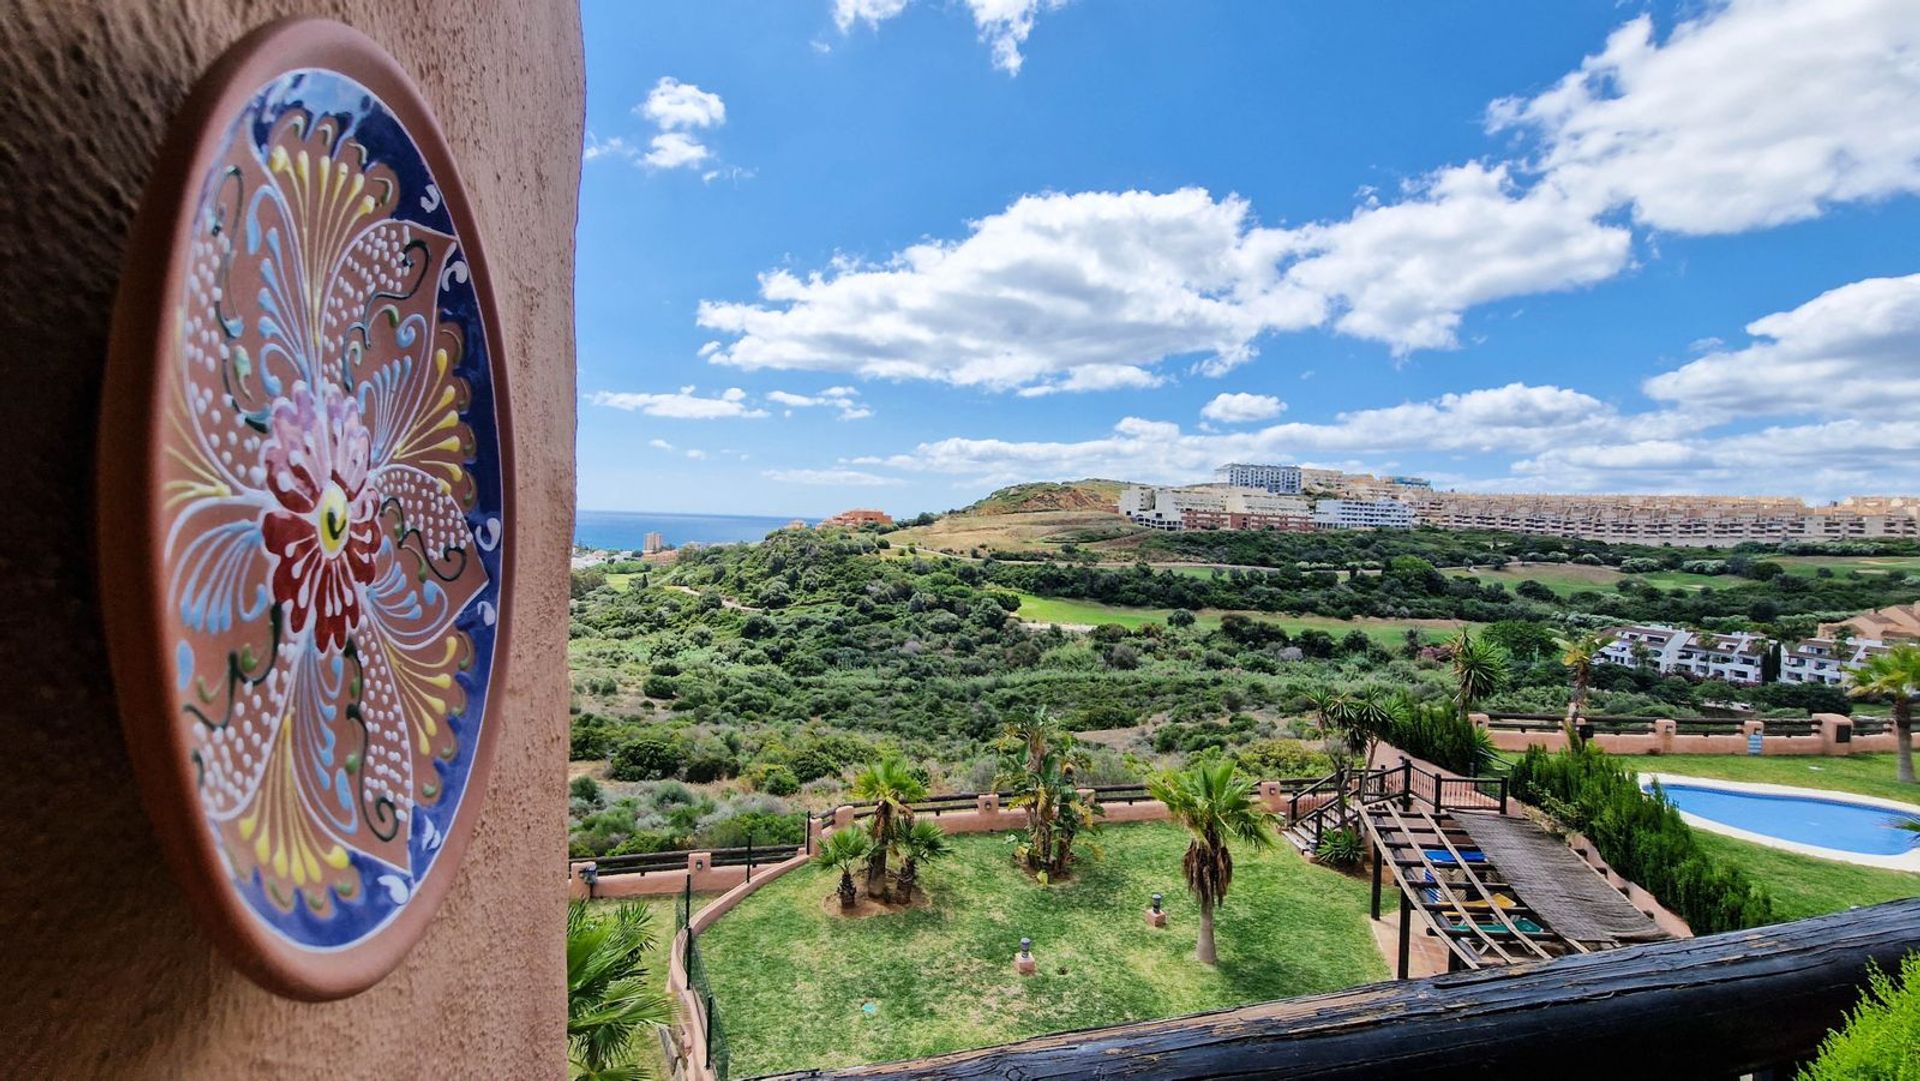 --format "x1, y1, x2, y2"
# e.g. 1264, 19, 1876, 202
1233, 738, 1335, 780
1507, 744, 1772, 933
569, 775, 603, 804
749, 763, 801, 796
641, 674, 678, 699
1314, 827, 1365, 868
1386, 703, 1495, 776
683, 743, 739, 784
570, 713, 617, 760
1800, 953, 1920, 1081
609, 730, 686, 781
